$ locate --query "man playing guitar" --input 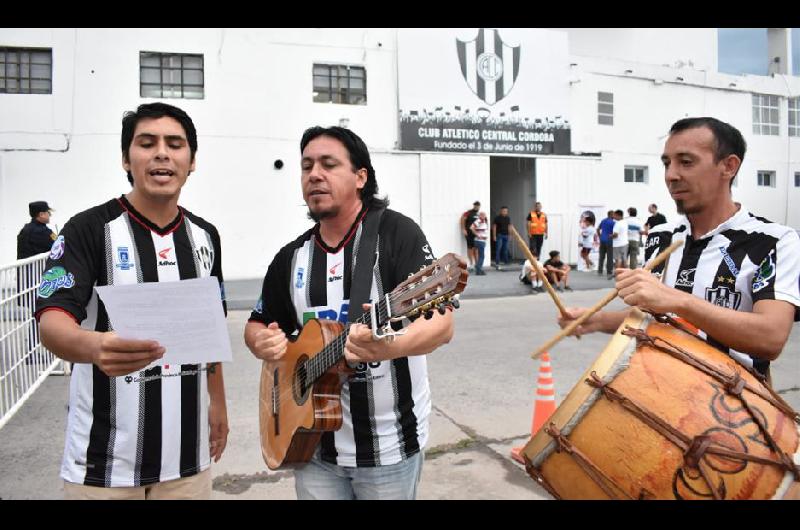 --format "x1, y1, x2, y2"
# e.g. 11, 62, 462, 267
244, 126, 454, 499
